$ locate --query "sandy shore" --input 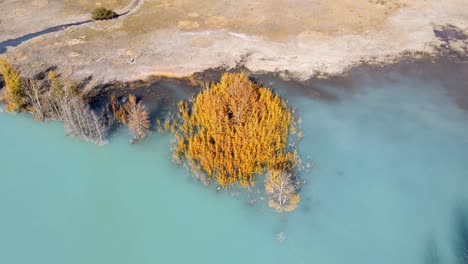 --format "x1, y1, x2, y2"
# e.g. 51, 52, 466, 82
0, 0, 467, 84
